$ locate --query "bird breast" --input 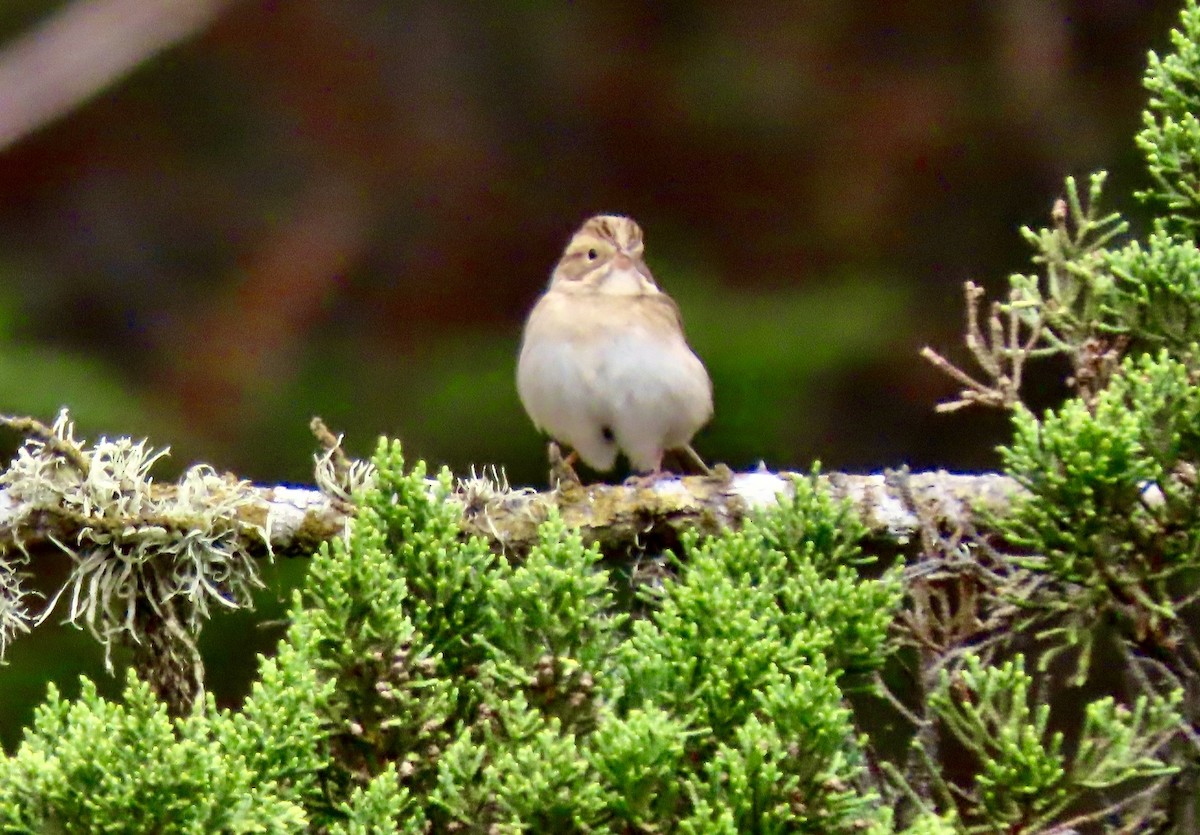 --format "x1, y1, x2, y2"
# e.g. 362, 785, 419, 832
517, 291, 712, 471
